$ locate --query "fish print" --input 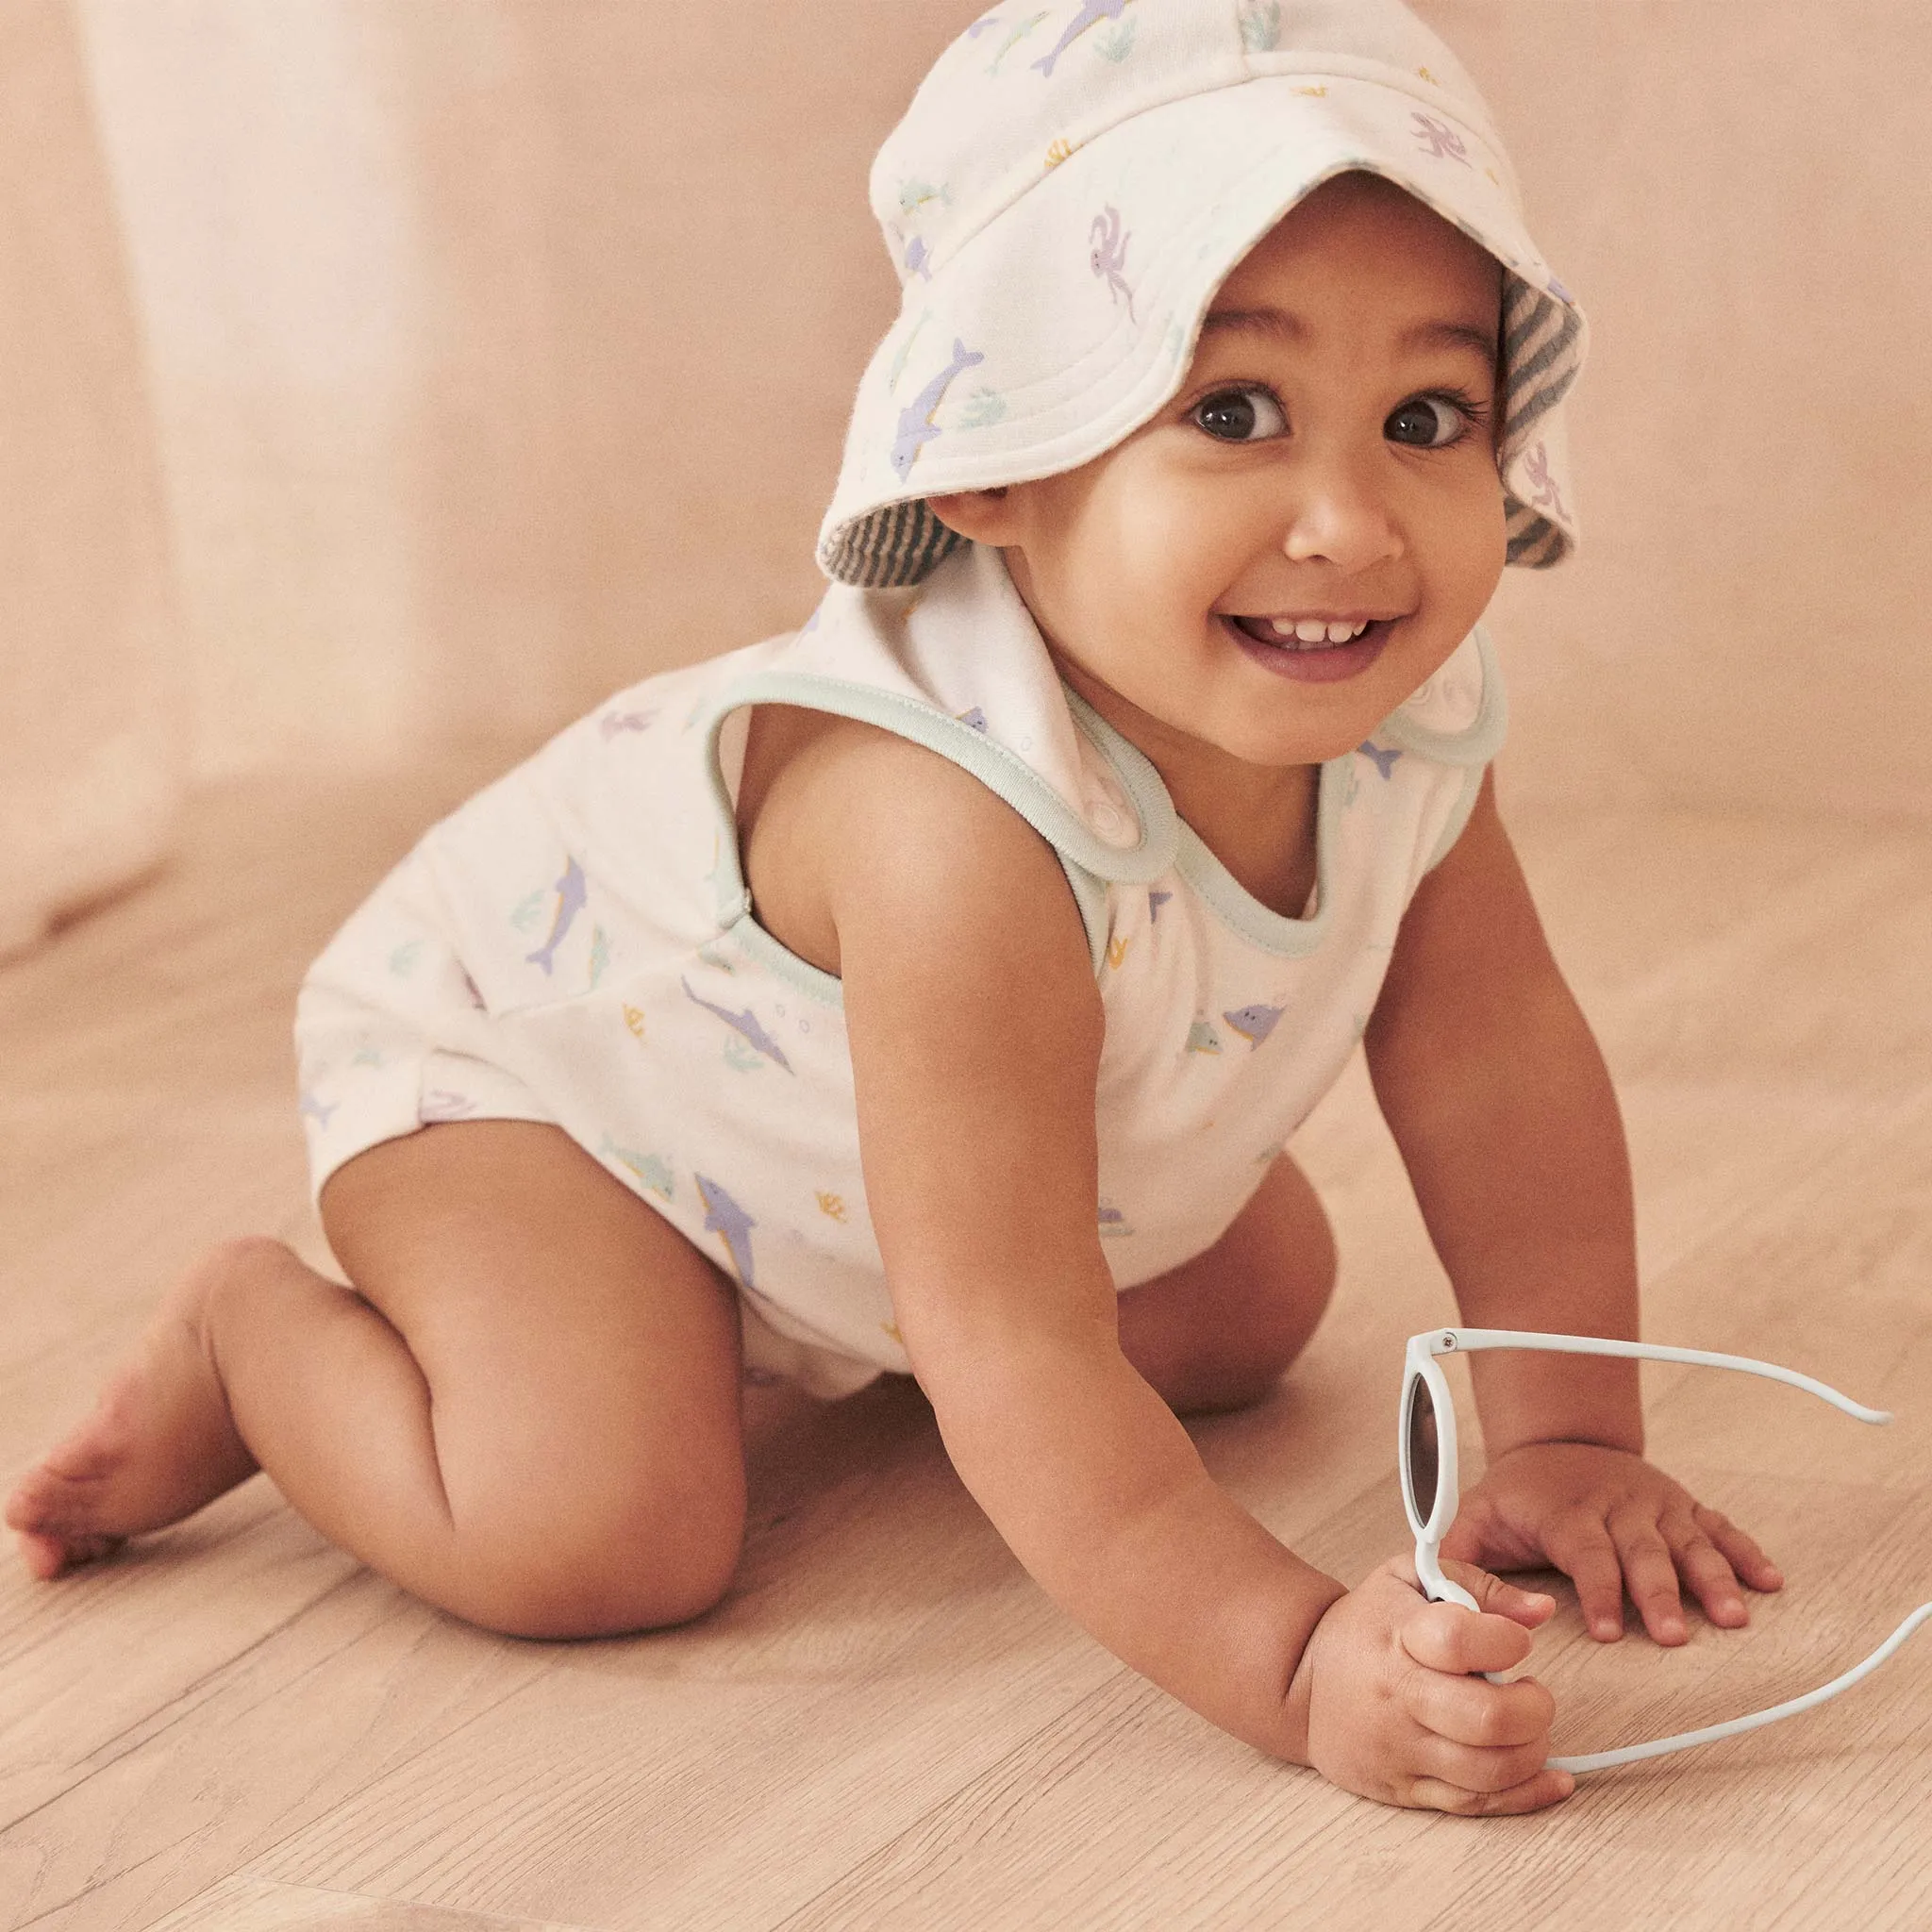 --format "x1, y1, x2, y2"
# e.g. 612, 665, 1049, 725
588, 925, 610, 990
1149, 890, 1173, 923
351, 1041, 387, 1068
1031, 0, 1128, 77
601, 1135, 674, 1202
422, 1089, 477, 1122
1223, 1001, 1286, 1048
694, 943, 738, 975
897, 179, 949, 217
1357, 741, 1403, 780
816, 1191, 849, 1223
598, 708, 658, 740
1524, 440, 1567, 519
624, 1003, 646, 1042
389, 939, 425, 978
957, 706, 990, 733
525, 858, 588, 975
1186, 1019, 1223, 1055
1106, 935, 1132, 971
1043, 137, 1076, 170
1546, 275, 1575, 304
695, 1174, 757, 1289
683, 977, 794, 1072
1090, 206, 1136, 321
298, 1089, 337, 1129
1098, 1202, 1133, 1238
1412, 110, 1471, 165
904, 235, 933, 281
891, 338, 986, 481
